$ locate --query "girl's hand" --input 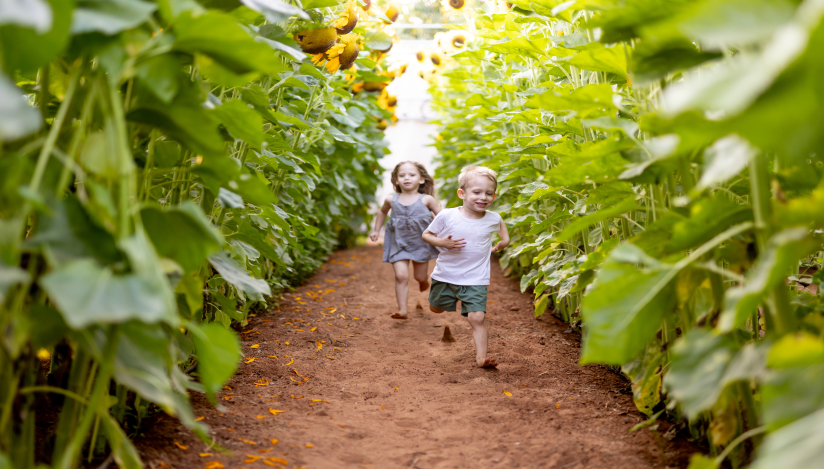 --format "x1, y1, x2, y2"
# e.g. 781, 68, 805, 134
491, 241, 506, 253
369, 231, 379, 242
441, 235, 466, 251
